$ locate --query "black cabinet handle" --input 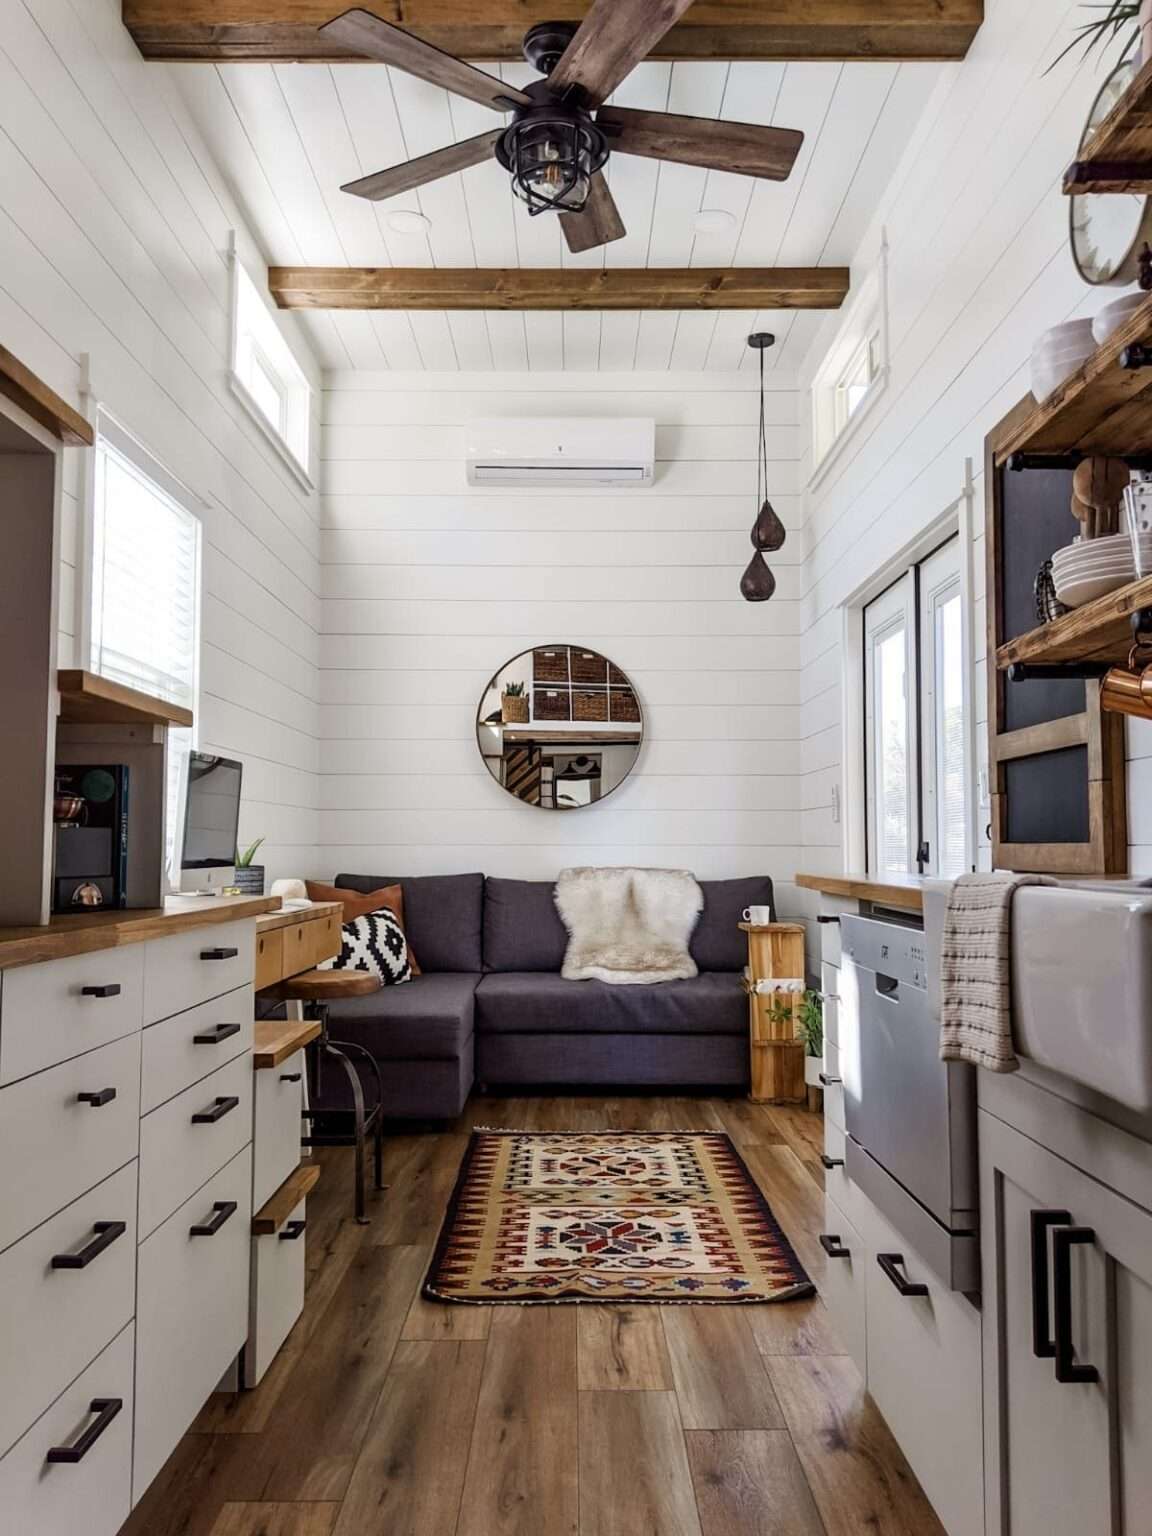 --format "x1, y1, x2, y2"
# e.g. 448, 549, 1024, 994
1030, 1208, 1071, 1358
279, 1071, 302, 1083
820, 1154, 845, 1170
200, 947, 239, 961
819, 1233, 851, 1259
877, 1252, 929, 1298
81, 984, 121, 999
193, 1022, 242, 1045
278, 1219, 307, 1241
189, 1200, 238, 1237
817, 915, 840, 925
46, 1398, 122, 1463
191, 1095, 240, 1124
51, 1220, 127, 1270
1053, 1226, 1099, 1384
76, 1088, 116, 1108
818, 1072, 842, 1087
